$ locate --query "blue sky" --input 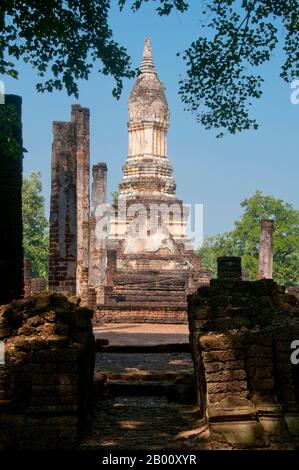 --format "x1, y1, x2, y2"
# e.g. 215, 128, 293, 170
2, 2, 298, 238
